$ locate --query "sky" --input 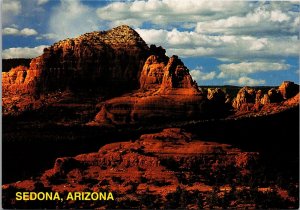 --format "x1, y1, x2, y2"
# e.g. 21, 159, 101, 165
2, 0, 300, 86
